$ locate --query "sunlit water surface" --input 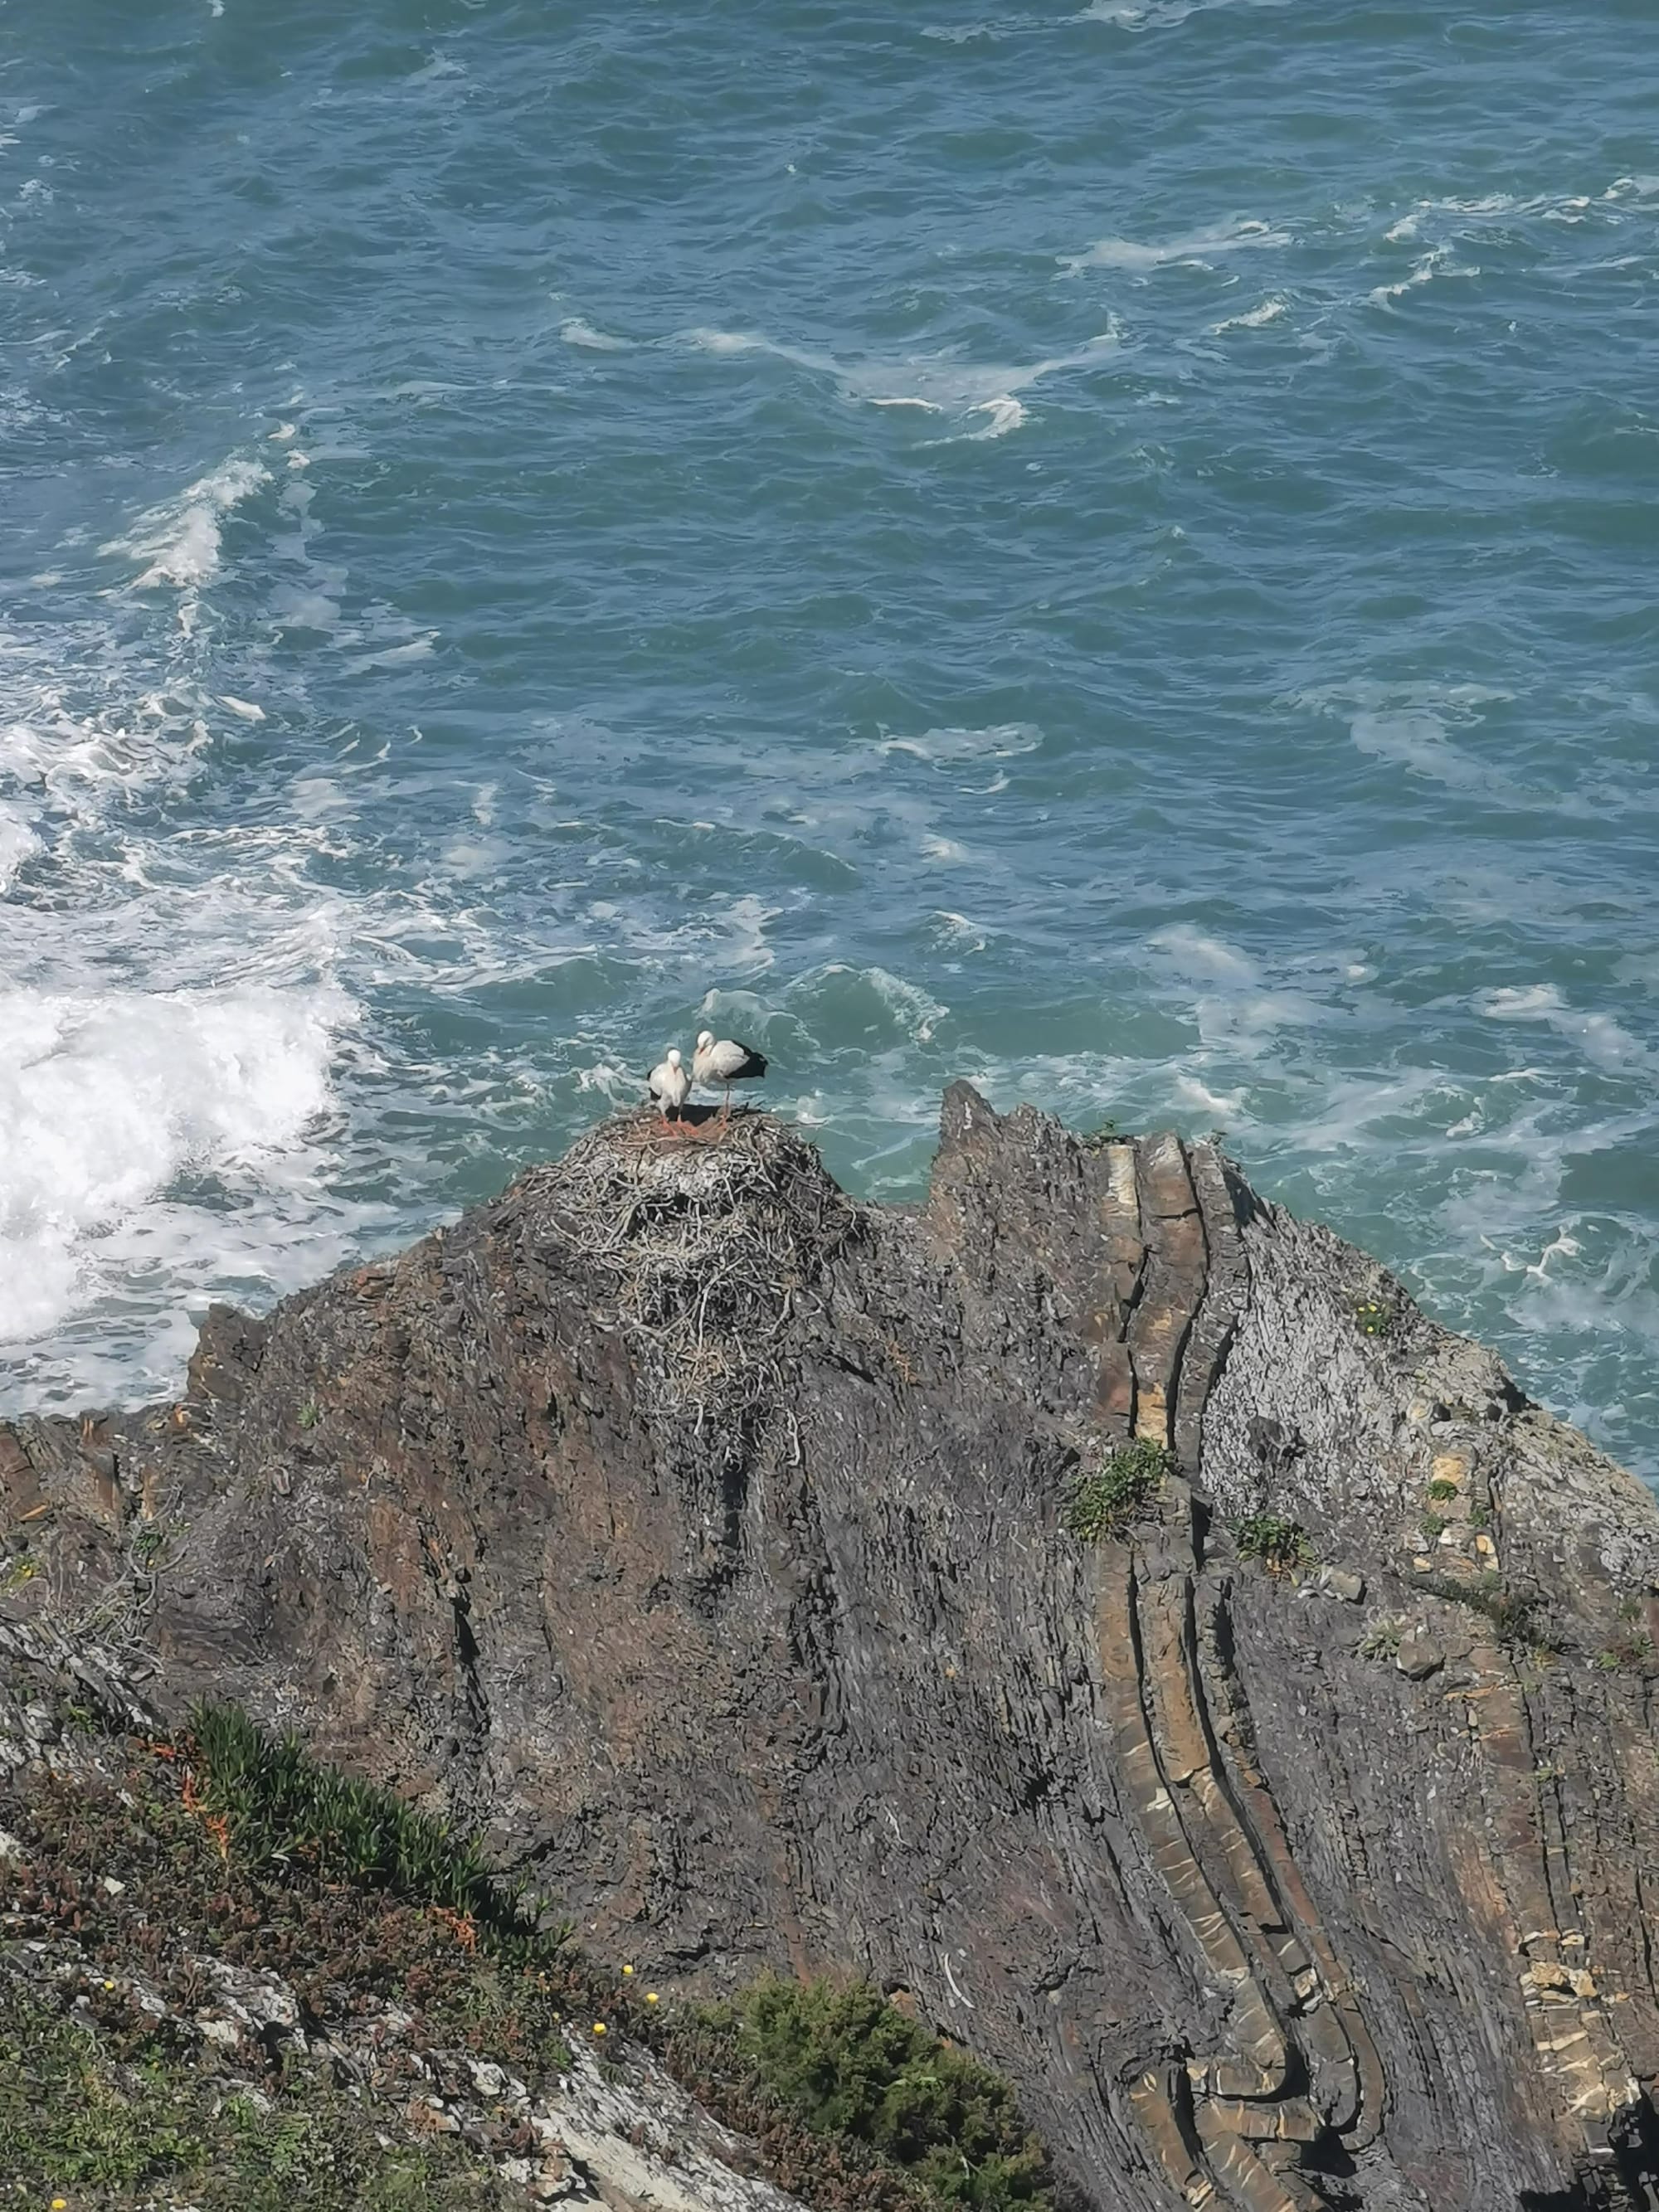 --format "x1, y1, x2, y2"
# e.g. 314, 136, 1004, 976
2, 0, 1657, 1478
